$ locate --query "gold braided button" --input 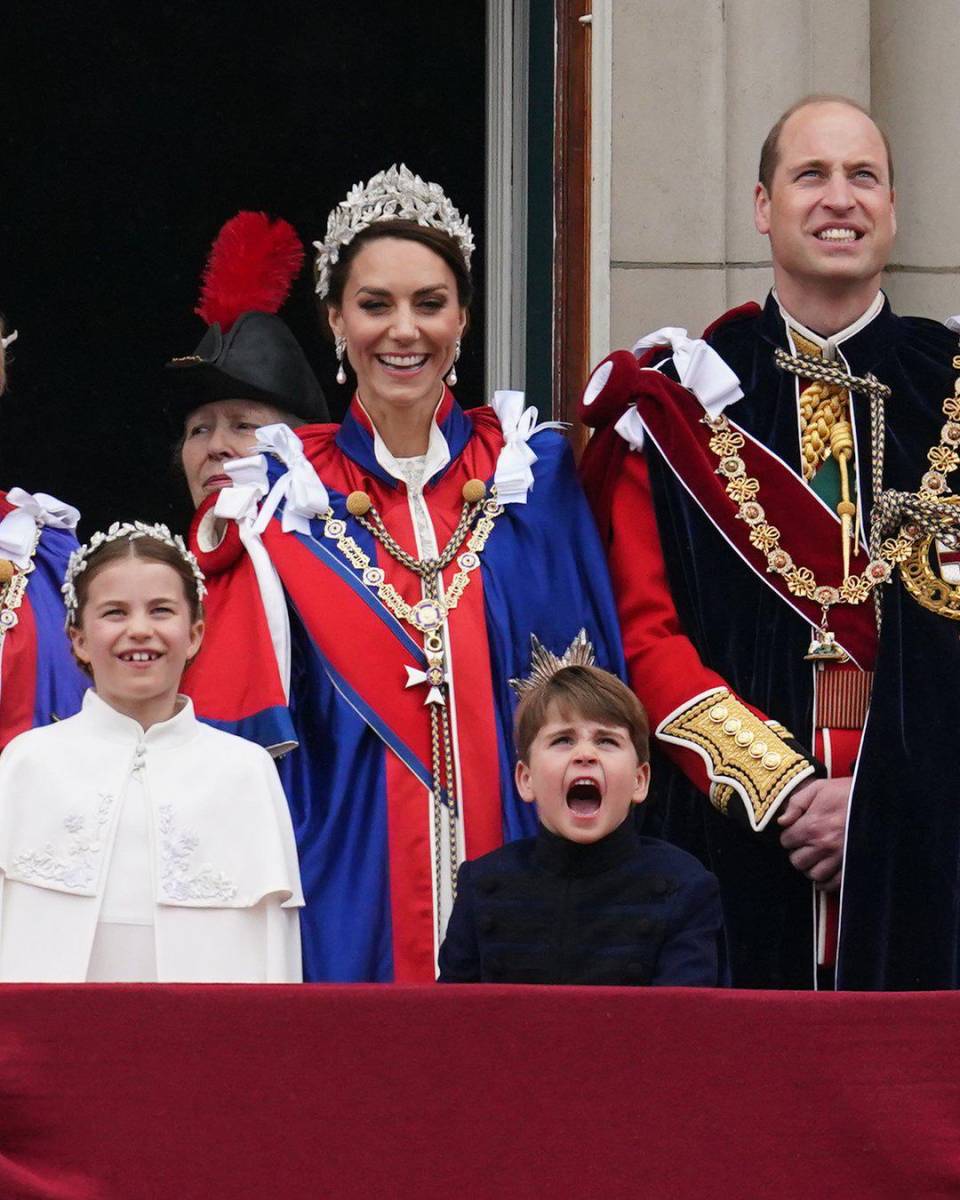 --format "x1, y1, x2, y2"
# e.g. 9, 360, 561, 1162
0, 559, 14, 585
462, 479, 486, 504
346, 490, 372, 517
